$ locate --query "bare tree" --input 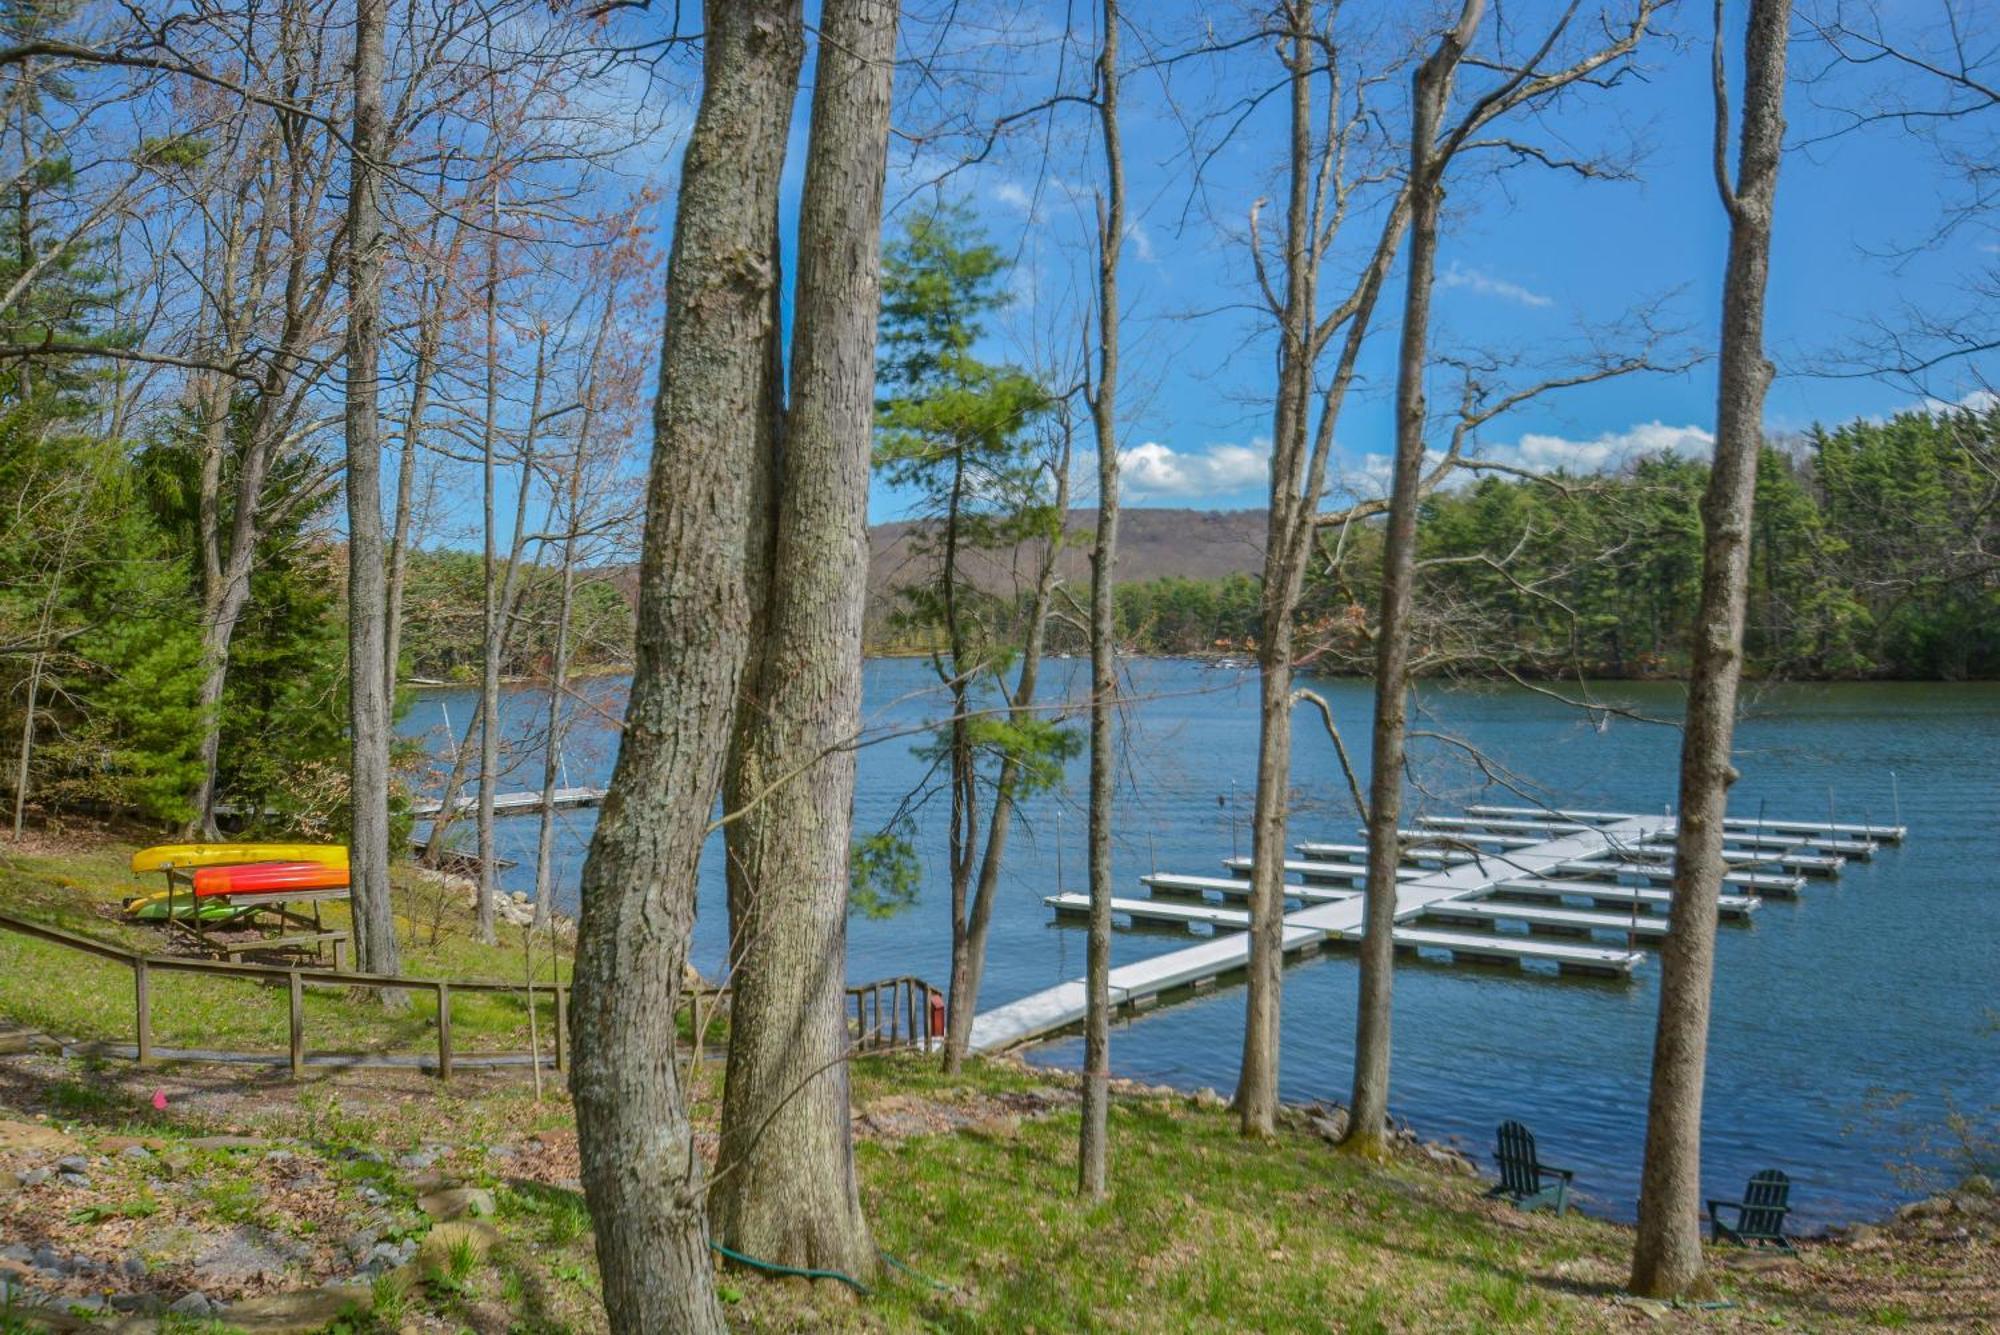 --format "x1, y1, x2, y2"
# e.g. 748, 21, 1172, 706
1079, 0, 1124, 1199
567, 3, 799, 1329
711, 0, 898, 1279
1631, 0, 1793, 1299
1348, 0, 1668, 1151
